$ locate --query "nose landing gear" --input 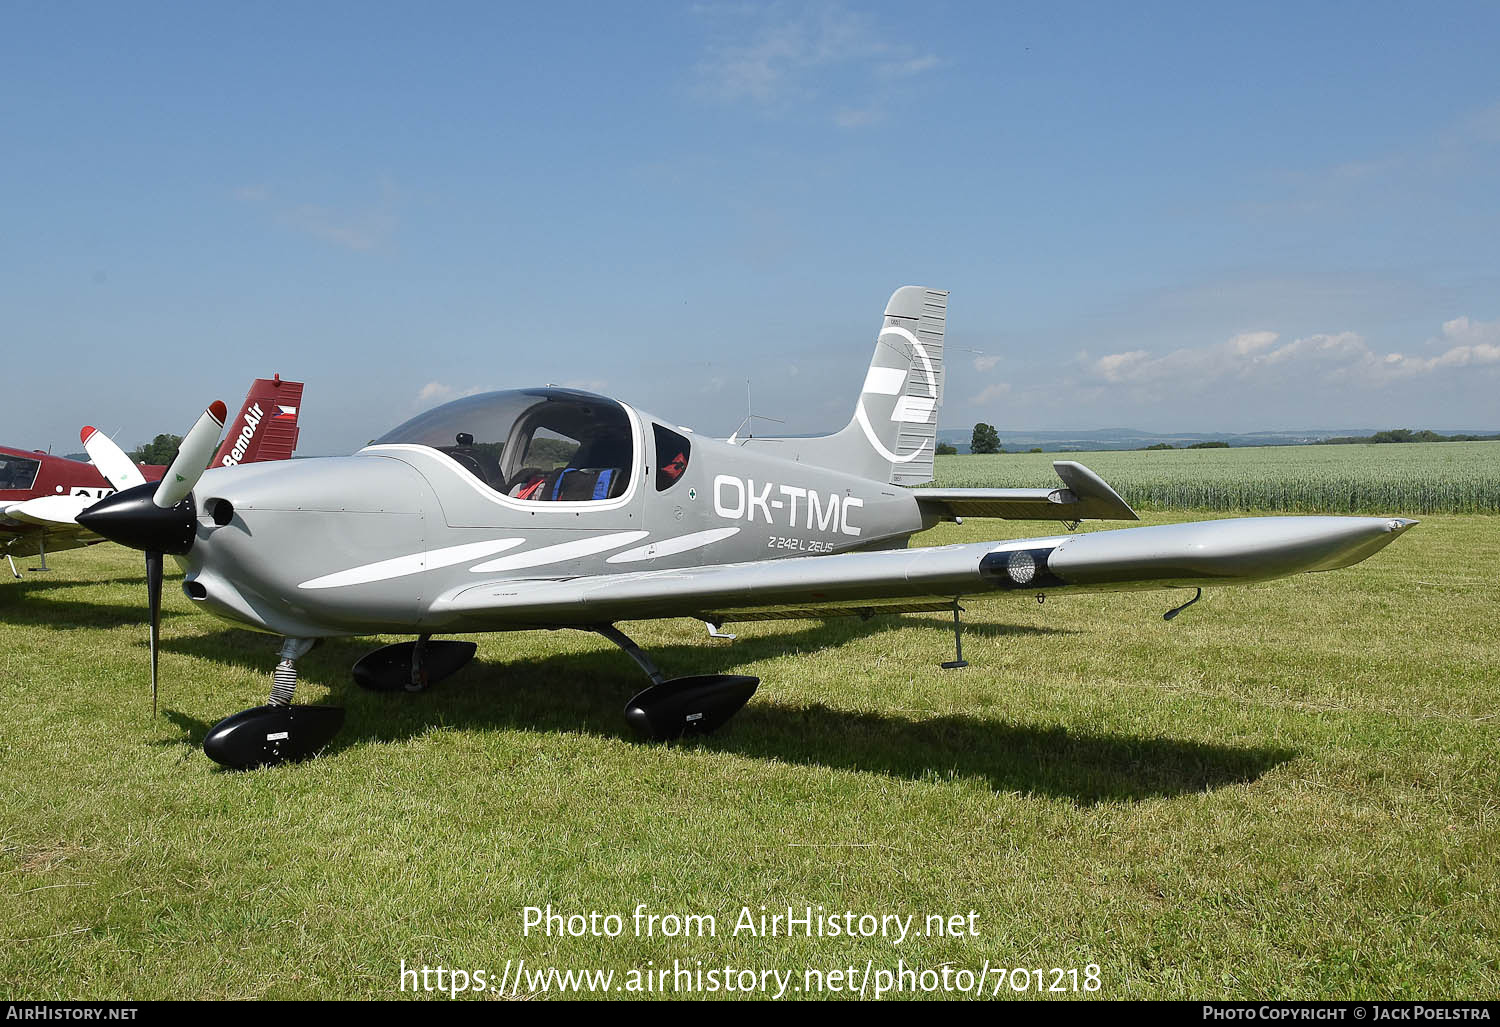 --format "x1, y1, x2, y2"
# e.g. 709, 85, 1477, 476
203, 638, 345, 770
